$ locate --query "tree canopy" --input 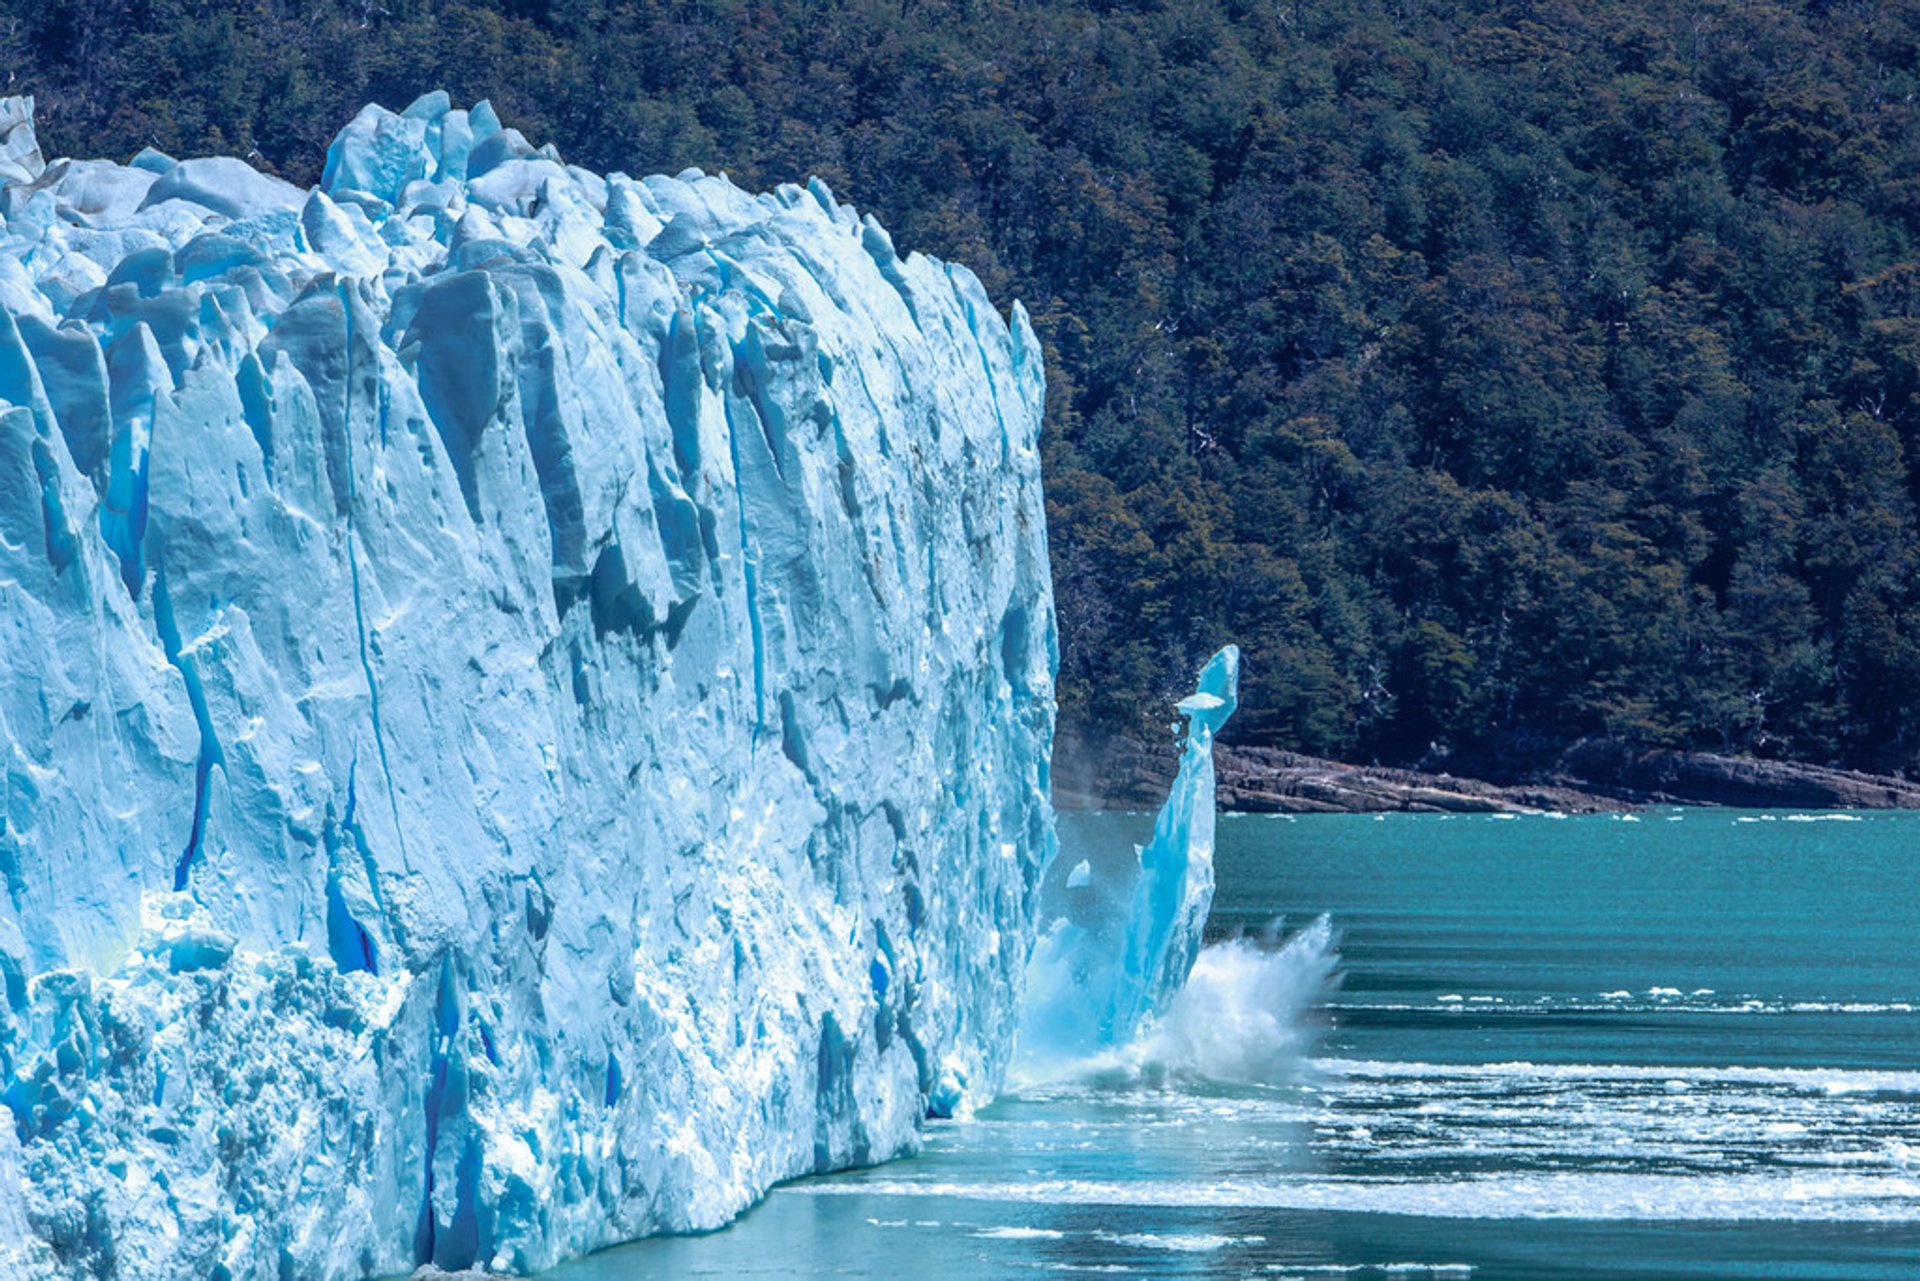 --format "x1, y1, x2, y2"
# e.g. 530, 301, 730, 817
9, 0, 1920, 774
